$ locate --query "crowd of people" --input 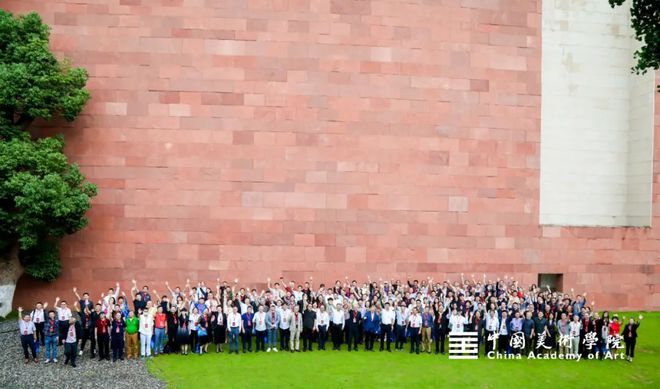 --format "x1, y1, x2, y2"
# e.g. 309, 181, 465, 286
16, 274, 643, 366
